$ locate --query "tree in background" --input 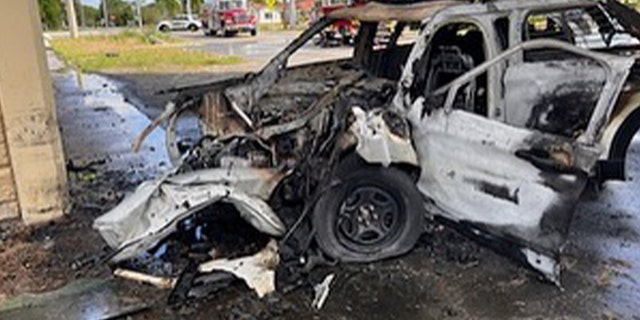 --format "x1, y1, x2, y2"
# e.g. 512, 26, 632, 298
80, 4, 101, 27
99, 0, 135, 26
141, 3, 164, 25
38, 0, 64, 30
156, 0, 181, 17
183, 0, 204, 14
